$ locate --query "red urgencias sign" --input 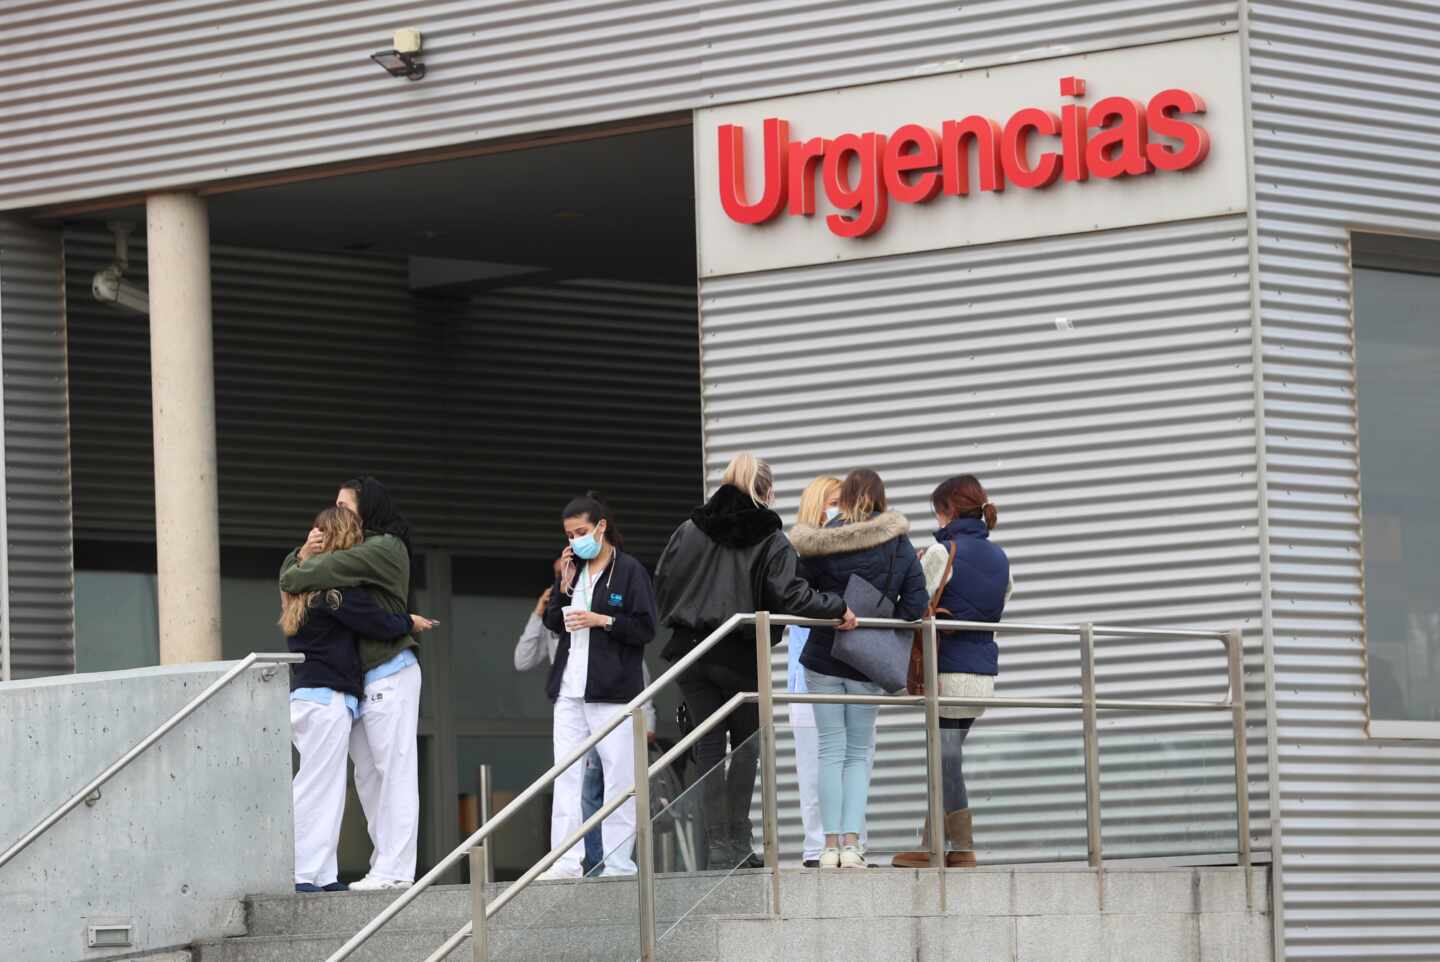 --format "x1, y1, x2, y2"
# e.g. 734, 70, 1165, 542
717, 77, 1210, 239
